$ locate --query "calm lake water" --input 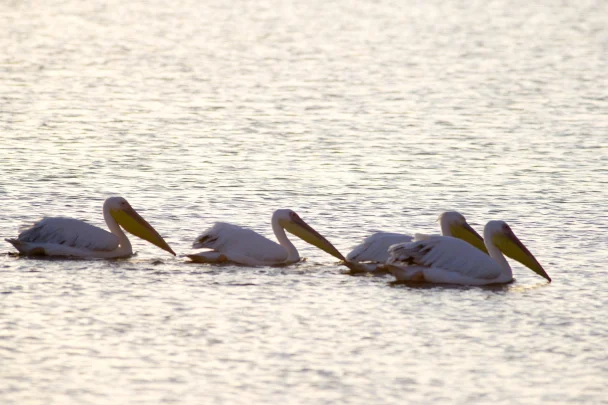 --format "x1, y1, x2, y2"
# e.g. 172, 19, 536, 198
1, 0, 607, 403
